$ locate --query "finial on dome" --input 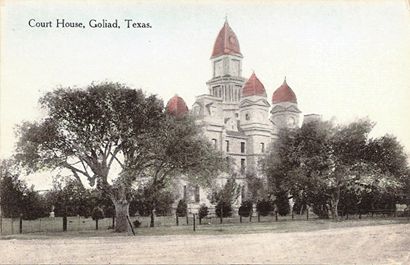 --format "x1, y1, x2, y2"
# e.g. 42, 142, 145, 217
272, 78, 297, 104
211, 17, 241, 58
225, 14, 228, 23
